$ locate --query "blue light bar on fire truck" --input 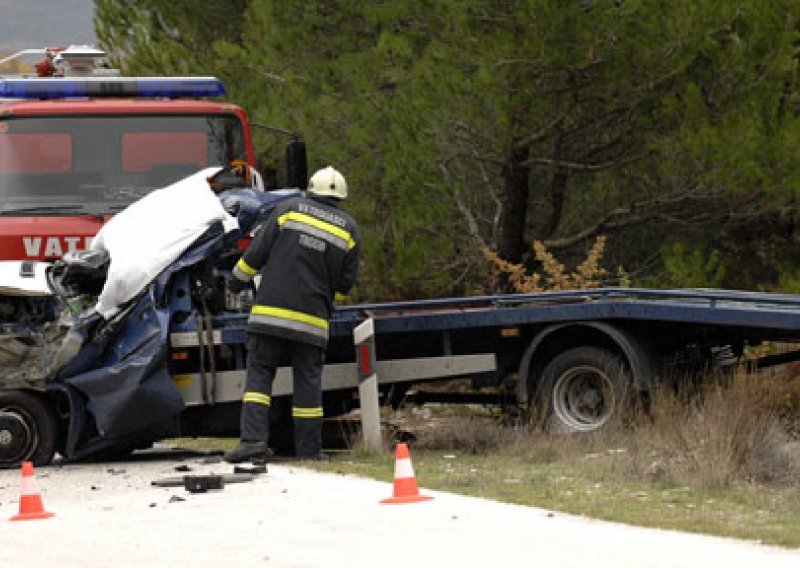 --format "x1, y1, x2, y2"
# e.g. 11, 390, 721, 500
0, 76, 225, 99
